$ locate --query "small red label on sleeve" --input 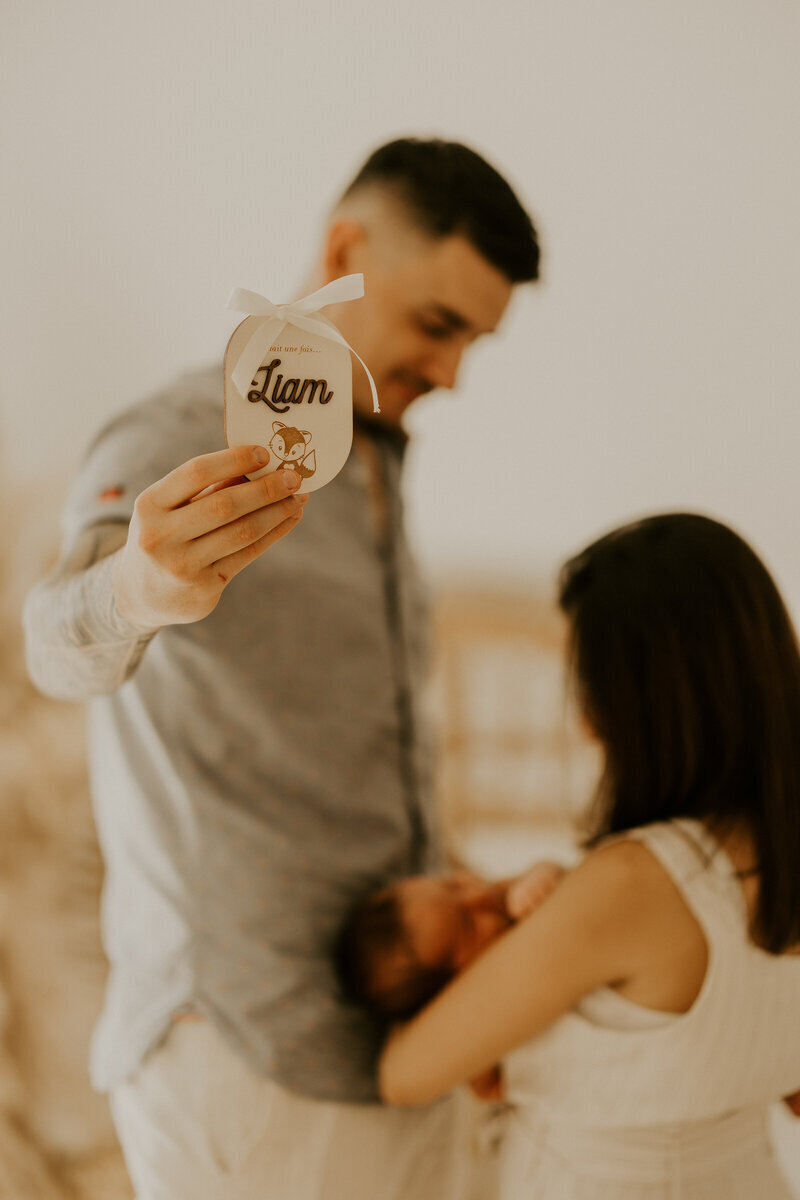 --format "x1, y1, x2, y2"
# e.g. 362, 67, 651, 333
98, 487, 124, 502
